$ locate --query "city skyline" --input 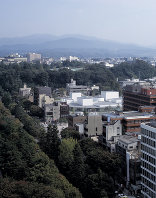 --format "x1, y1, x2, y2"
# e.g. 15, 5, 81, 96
1, 0, 156, 46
